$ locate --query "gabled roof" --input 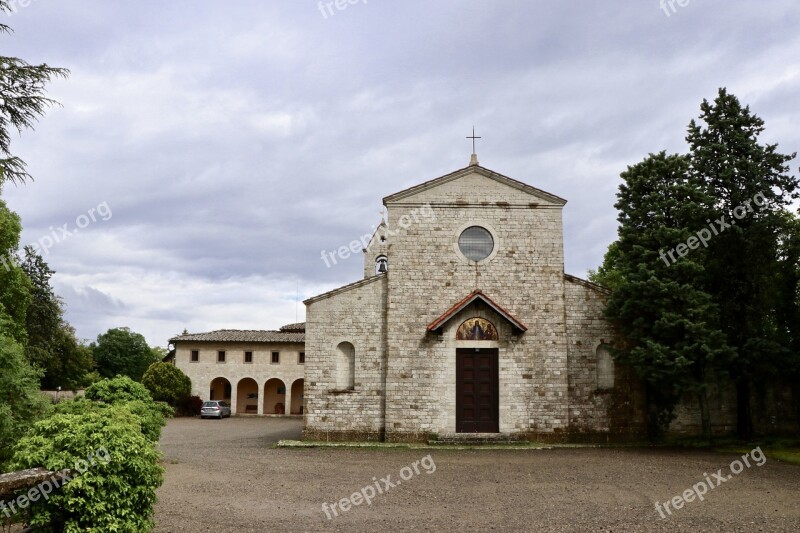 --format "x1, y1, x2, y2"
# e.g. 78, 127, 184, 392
304, 273, 386, 306
169, 330, 305, 344
426, 289, 528, 335
564, 274, 611, 295
383, 165, 567, 206
279, 322, 306, 333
